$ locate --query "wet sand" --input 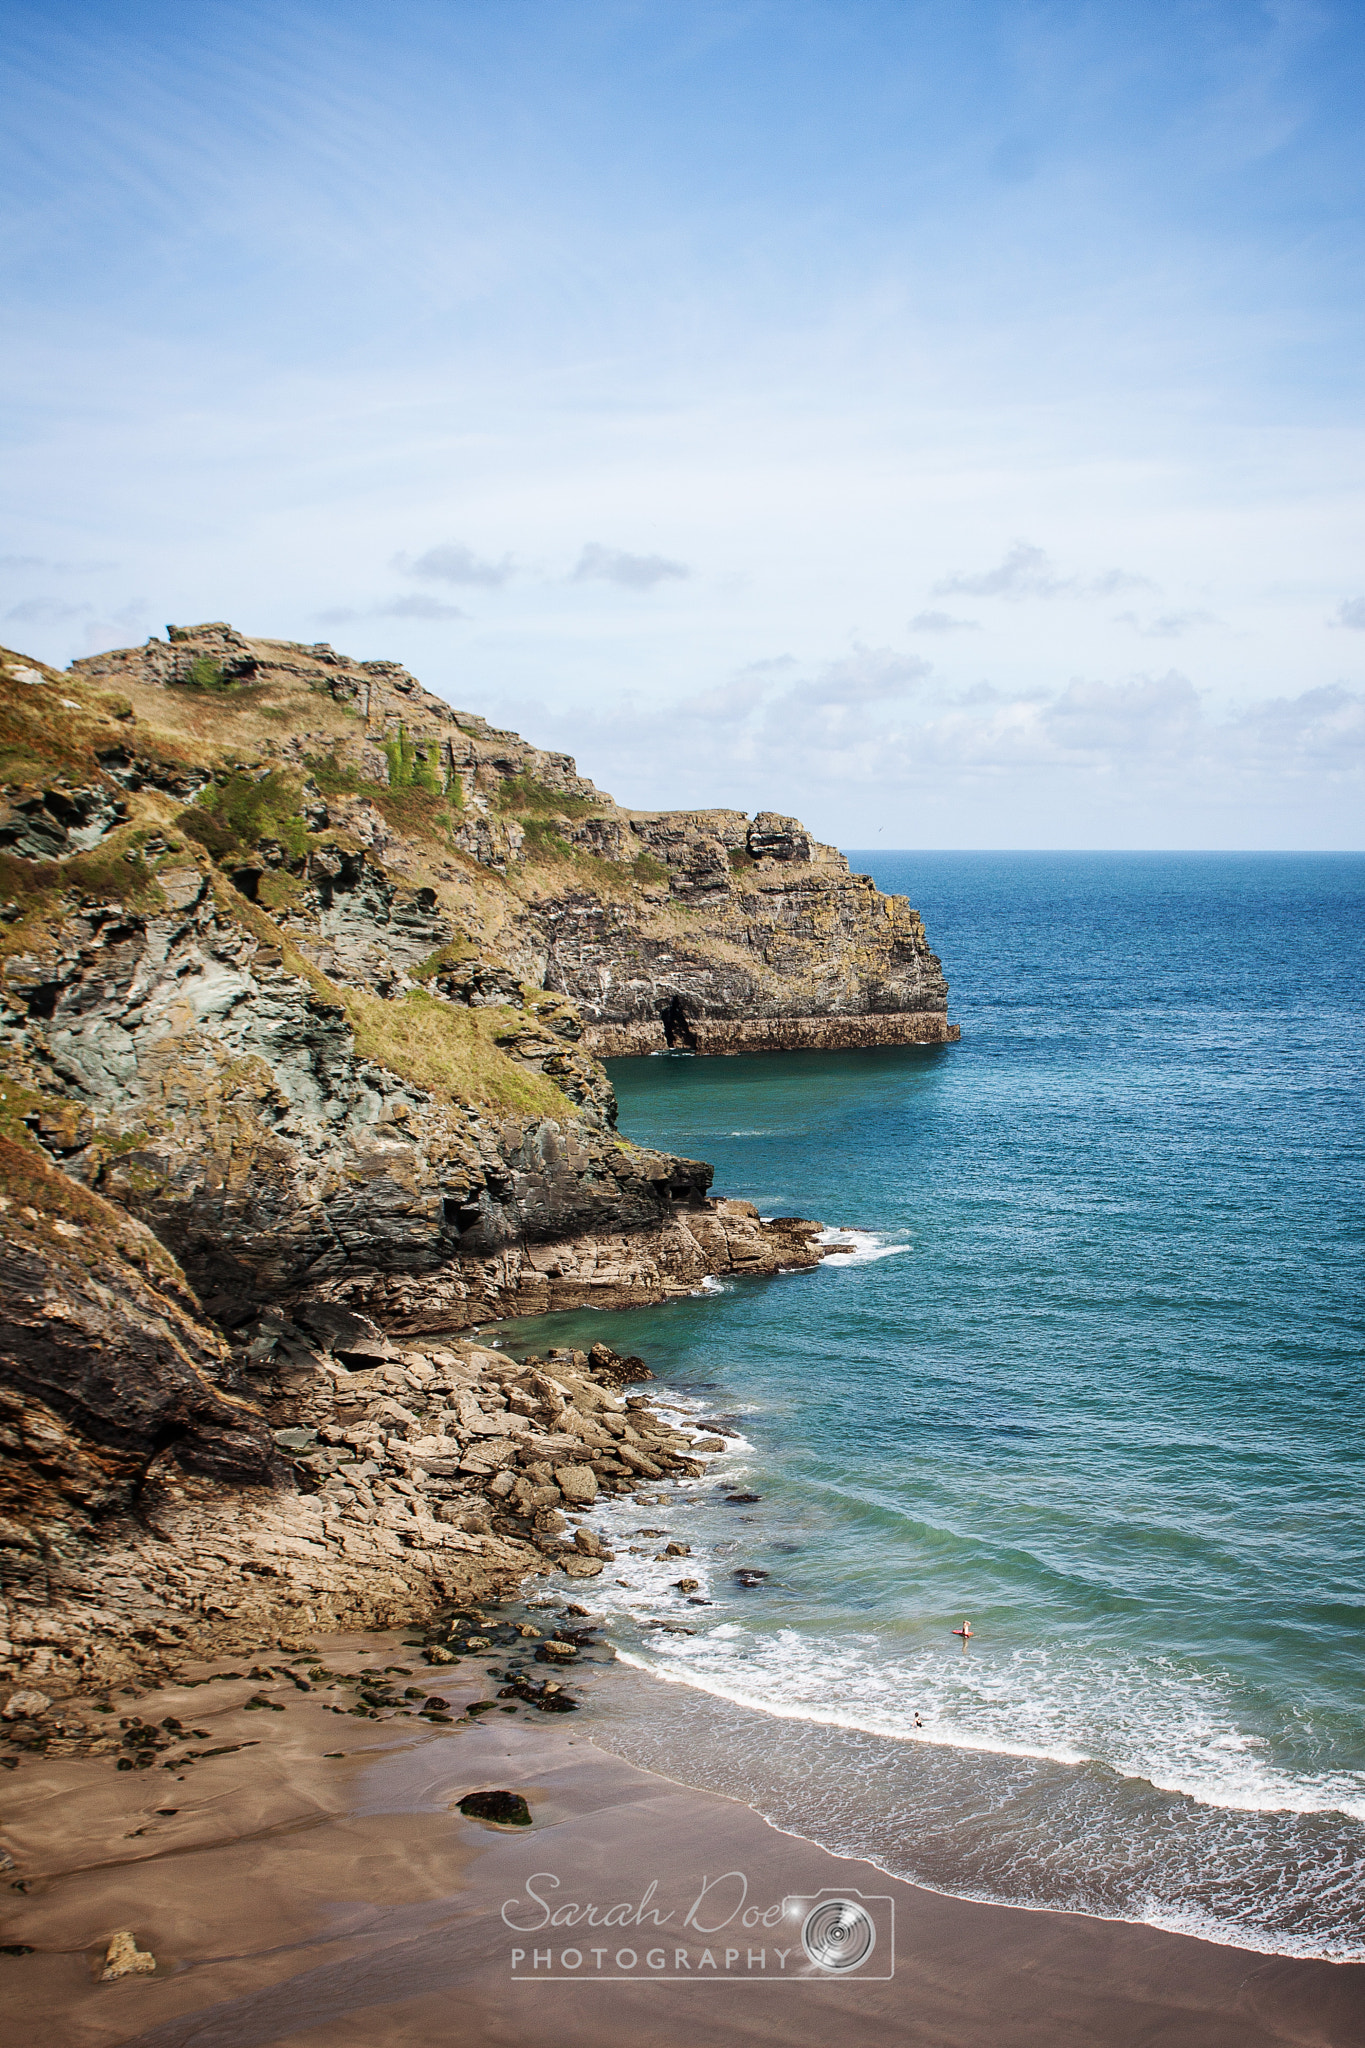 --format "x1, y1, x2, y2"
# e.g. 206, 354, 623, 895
3, 1626, 1363, 2048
